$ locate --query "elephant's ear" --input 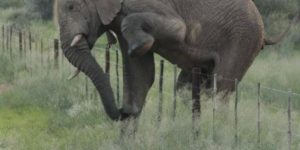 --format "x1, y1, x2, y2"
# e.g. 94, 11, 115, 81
92, 0, 123, 25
